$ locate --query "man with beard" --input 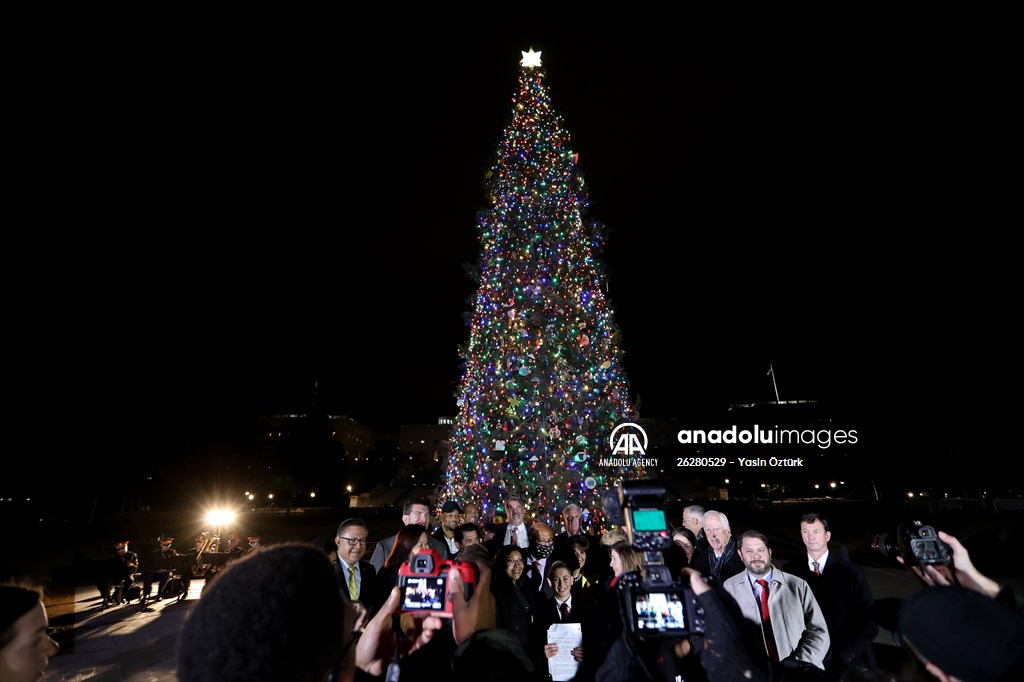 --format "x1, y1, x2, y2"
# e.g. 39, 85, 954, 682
523, 523, 556, 599
432, 501, 462, 559
723, 530, 829, 675
691, 509, 745, 583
